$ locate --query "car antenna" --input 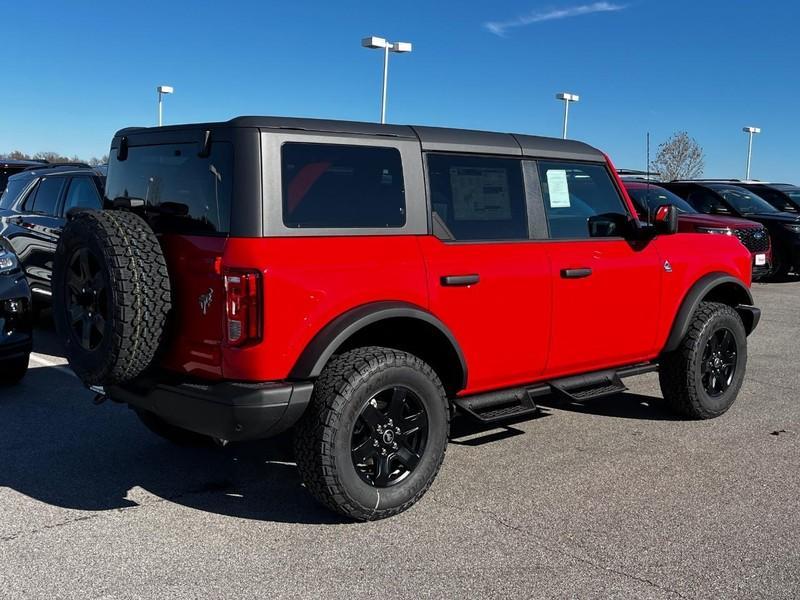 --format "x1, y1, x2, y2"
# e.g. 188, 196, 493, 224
645, 132, 651, 223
